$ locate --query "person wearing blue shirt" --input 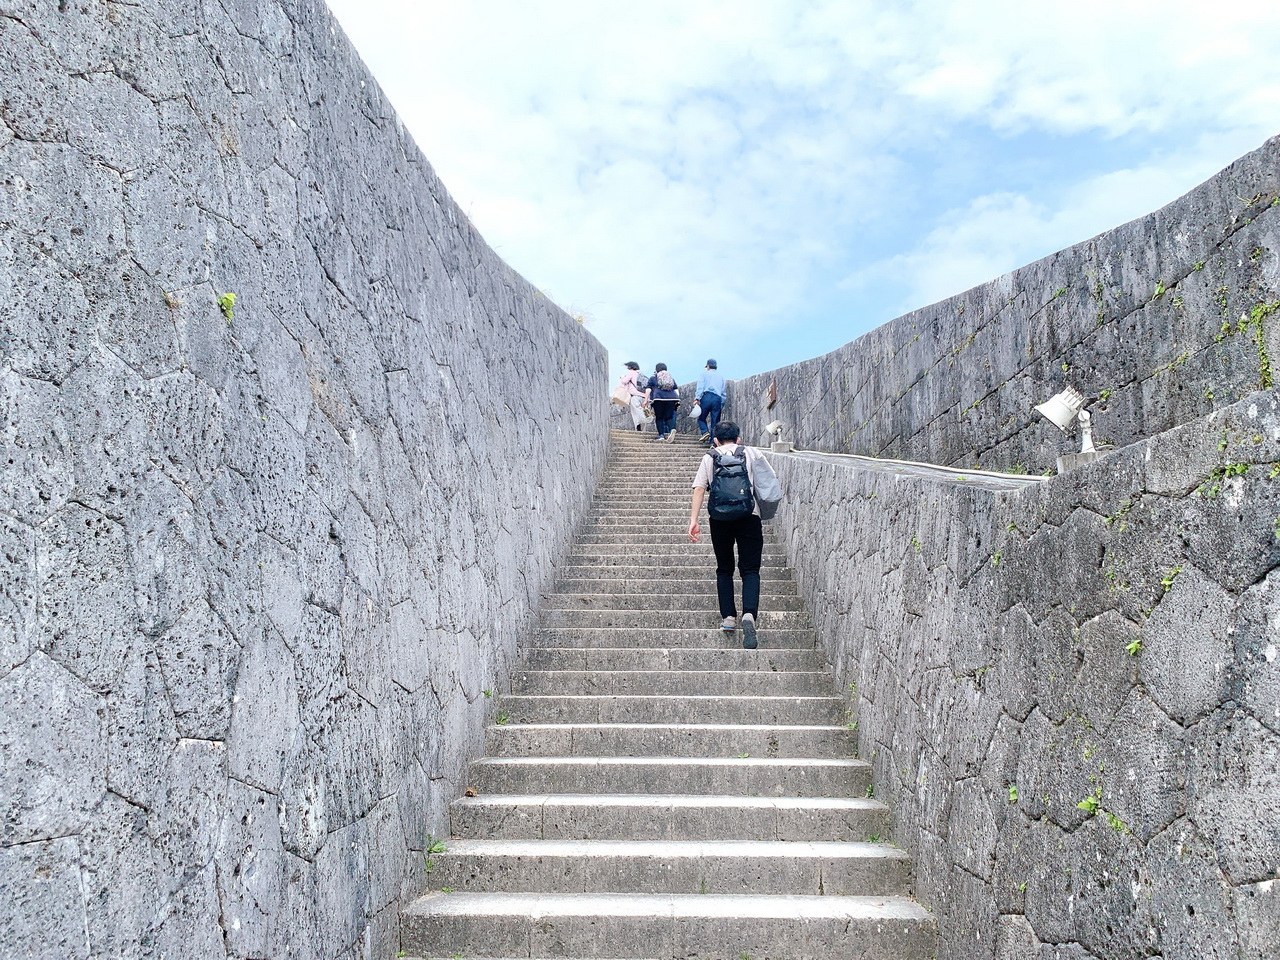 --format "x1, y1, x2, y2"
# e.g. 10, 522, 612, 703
694, 359, 725, 444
